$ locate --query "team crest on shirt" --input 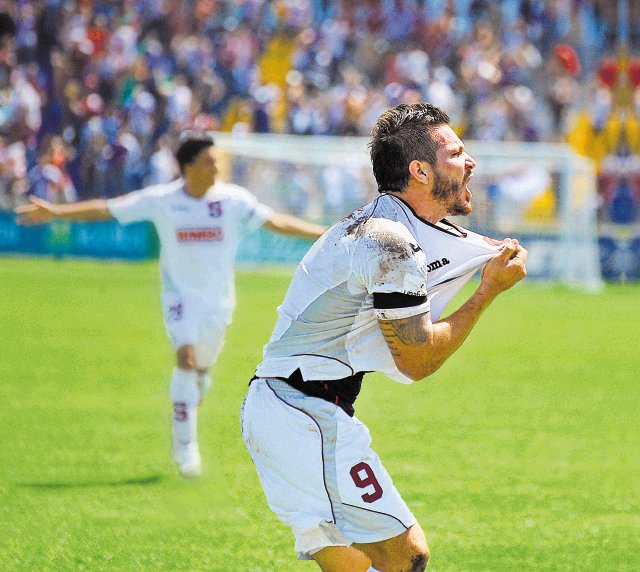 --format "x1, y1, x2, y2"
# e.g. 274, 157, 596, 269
208, 201, 223, 217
